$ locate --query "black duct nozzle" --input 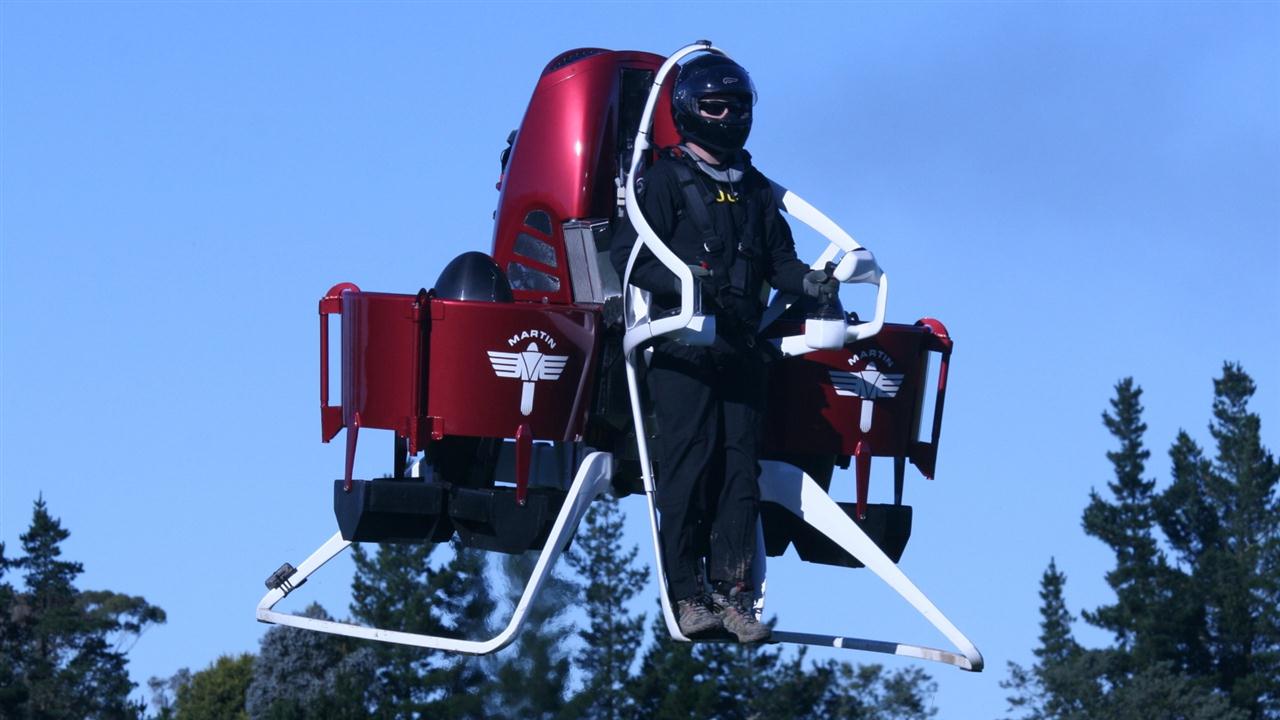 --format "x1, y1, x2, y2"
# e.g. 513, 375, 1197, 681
434, 252, 514, 303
